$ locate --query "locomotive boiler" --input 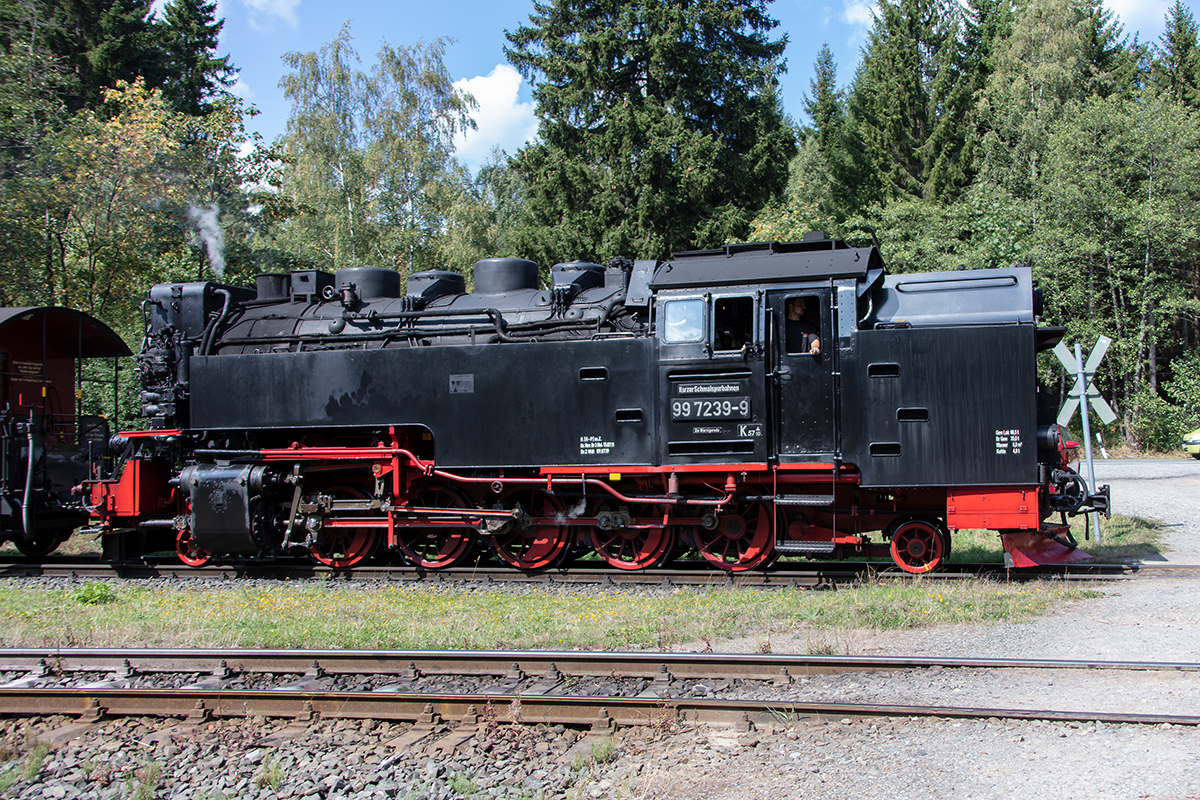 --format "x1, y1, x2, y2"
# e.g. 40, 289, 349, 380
87, 233, 1109, 572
